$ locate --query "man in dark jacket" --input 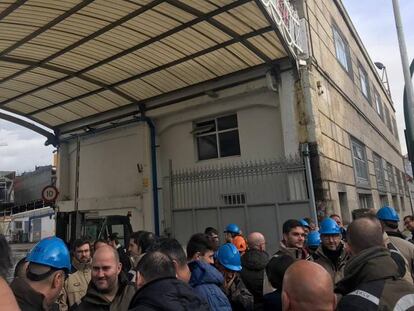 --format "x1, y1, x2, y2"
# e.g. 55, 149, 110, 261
241, 232, 269, 310
129, 251, 210, 310
78, 245, 136, 311
336, 216, 414, 310
187, 233, 232, 311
